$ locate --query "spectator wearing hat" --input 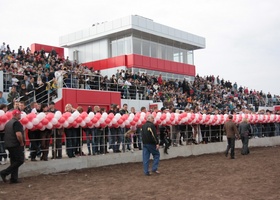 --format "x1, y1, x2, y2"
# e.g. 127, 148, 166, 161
0, 109, 25, 184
